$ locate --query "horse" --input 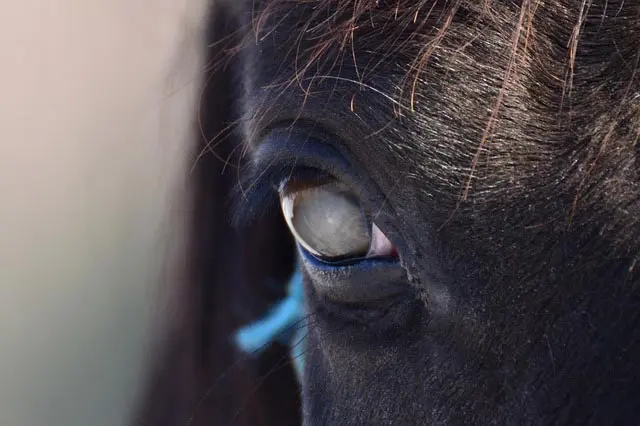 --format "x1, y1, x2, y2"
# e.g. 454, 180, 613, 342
138, 0, 640, 424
